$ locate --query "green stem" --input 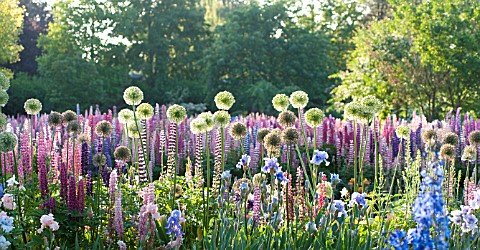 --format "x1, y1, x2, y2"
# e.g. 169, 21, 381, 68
132, 105, 148, 173
373, 117, 379, 191
205, 132, 211, 233
172, 124, 179, 208
221, 127, 225, 172
353, 120, 358, 192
